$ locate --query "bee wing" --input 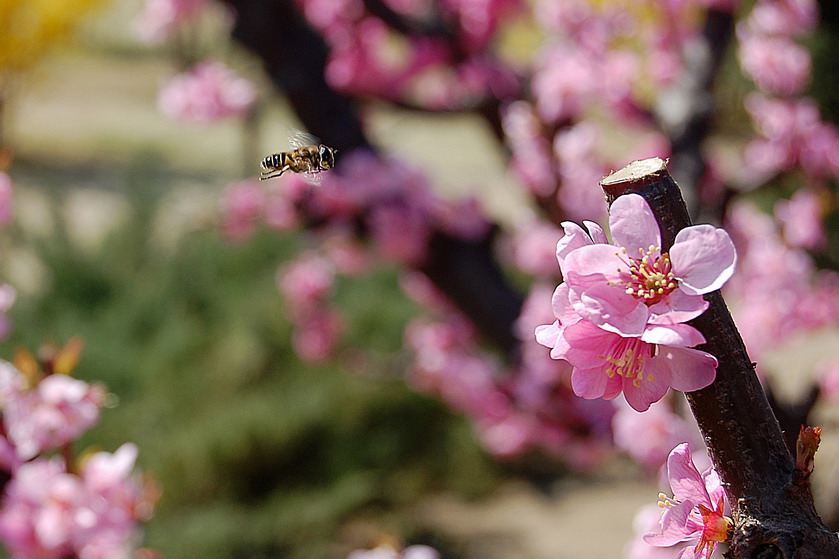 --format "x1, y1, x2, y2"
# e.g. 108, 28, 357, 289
288, 129, 321, 150
303, 170, 323, 187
